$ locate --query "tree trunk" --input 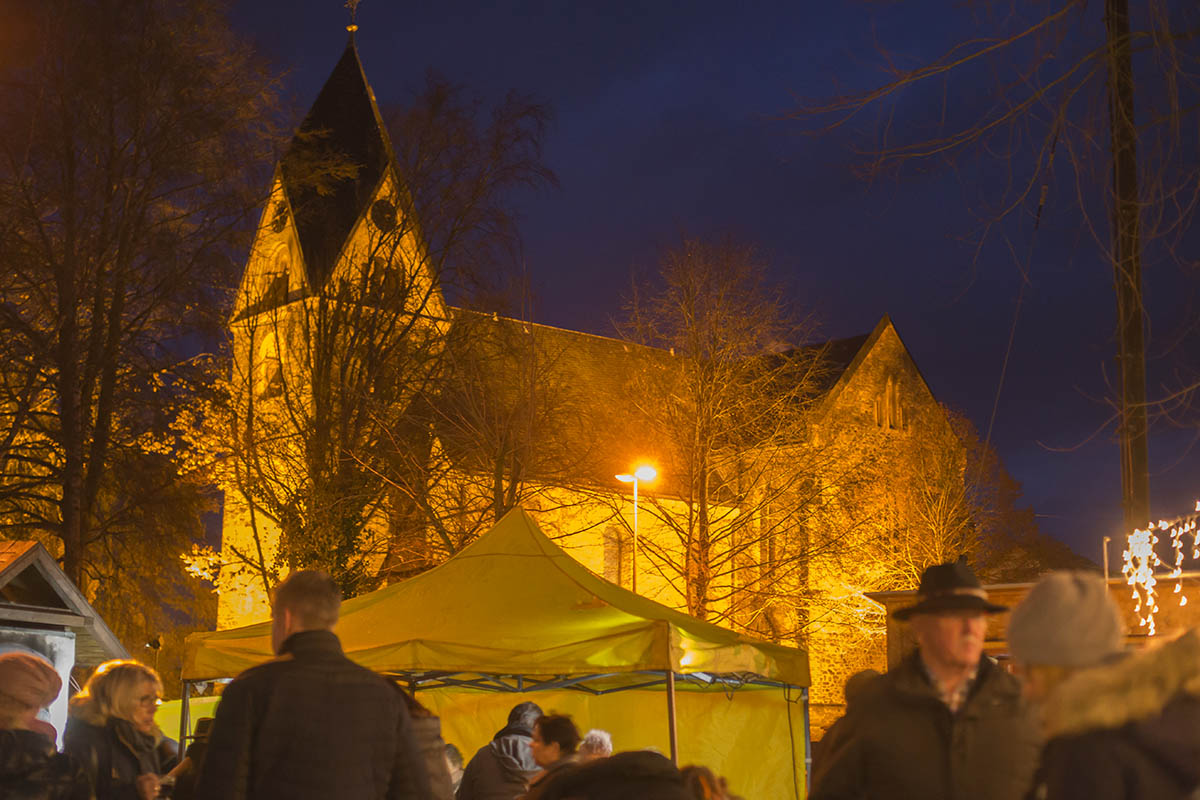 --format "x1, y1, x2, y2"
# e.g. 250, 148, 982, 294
57, 151, 84, 585
1104, 0, 1150, 532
